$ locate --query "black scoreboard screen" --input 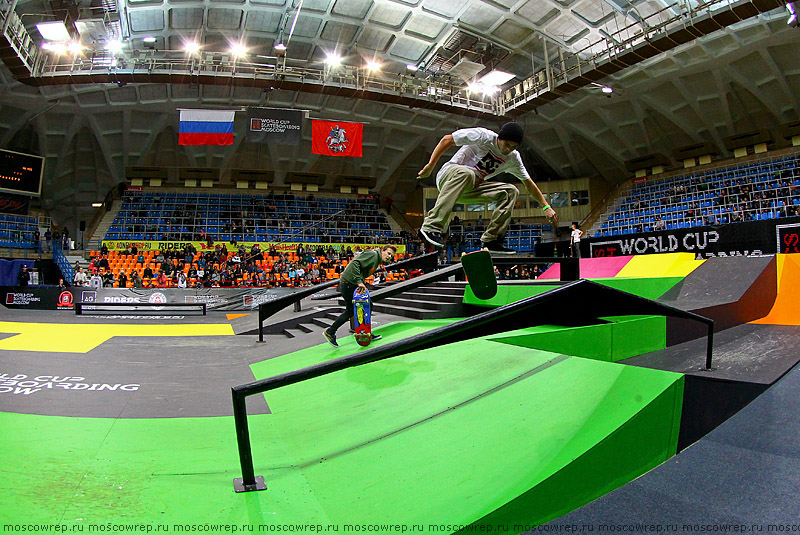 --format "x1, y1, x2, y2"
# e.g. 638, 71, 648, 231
0, 148, 44, 196
777, 223, 800, 254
